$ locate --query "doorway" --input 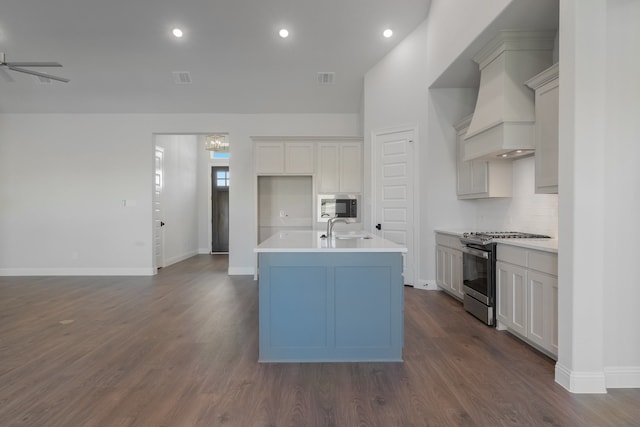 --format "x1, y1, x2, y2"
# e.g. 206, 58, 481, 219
211, 166, 230, 253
